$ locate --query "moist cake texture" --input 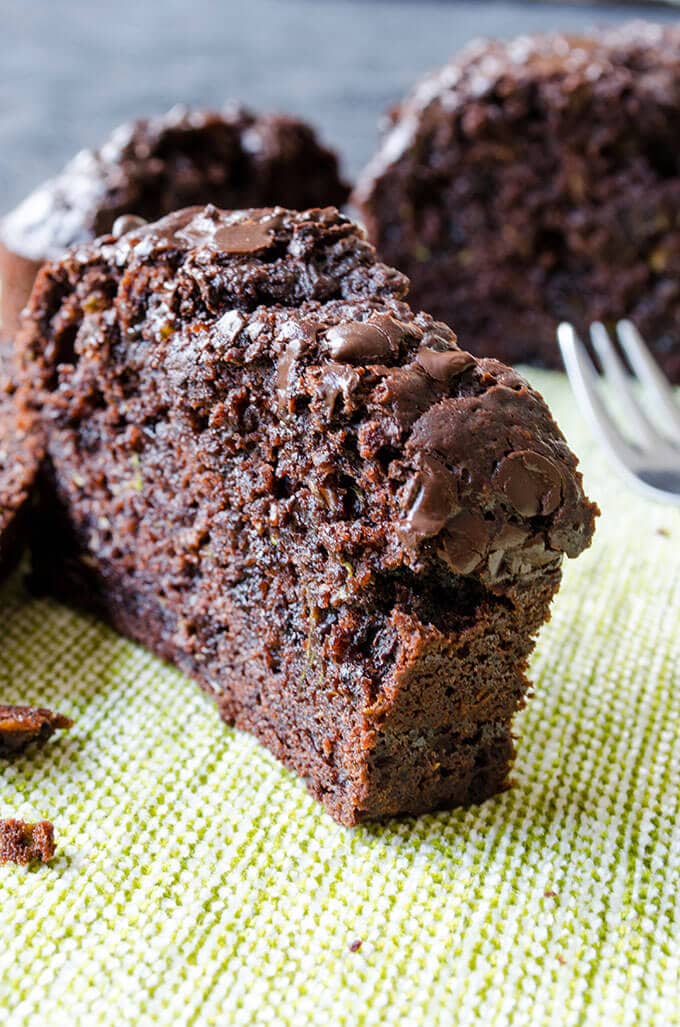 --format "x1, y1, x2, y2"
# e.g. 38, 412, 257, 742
354, 22, 680, 382
0, 347, 41, 579
19, 205, 597, 825
0, 104, 349, 338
